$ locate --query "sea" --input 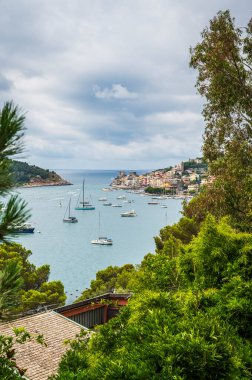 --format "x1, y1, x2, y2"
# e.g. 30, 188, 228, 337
13, 169, 182, 304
